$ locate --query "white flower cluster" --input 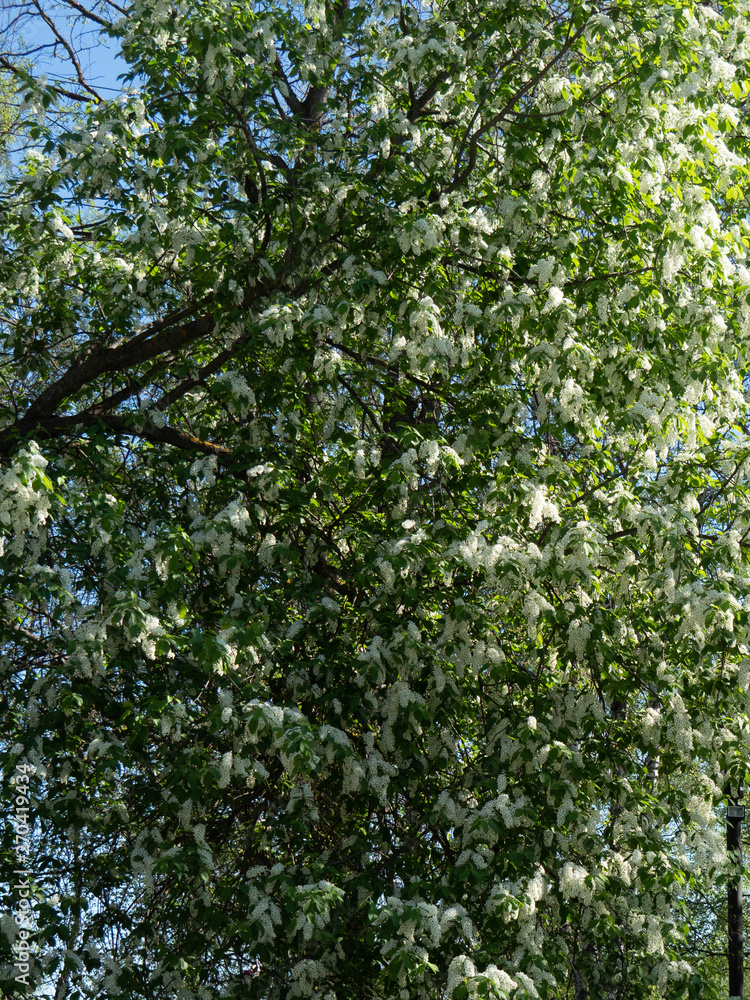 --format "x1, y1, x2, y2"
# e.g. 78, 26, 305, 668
559, 862, 593, 904
446, 955, 518, 999
0, 444, 53, 559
